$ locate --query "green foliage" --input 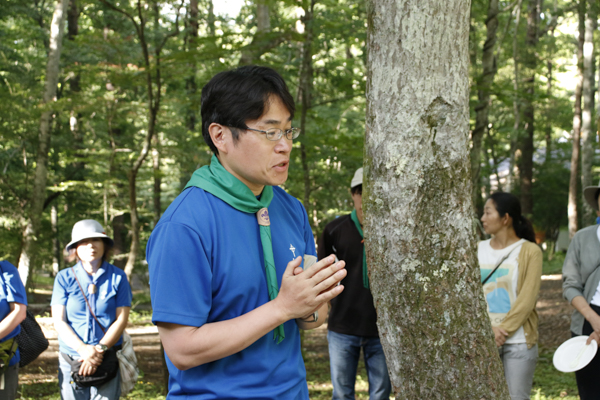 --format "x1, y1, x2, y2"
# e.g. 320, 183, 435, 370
543, 250, 566, 275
